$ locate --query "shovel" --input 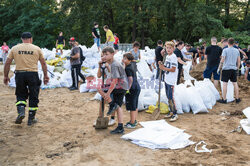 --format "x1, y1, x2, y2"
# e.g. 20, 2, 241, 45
151, 53, 166, 120
95, 63, 109, 129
